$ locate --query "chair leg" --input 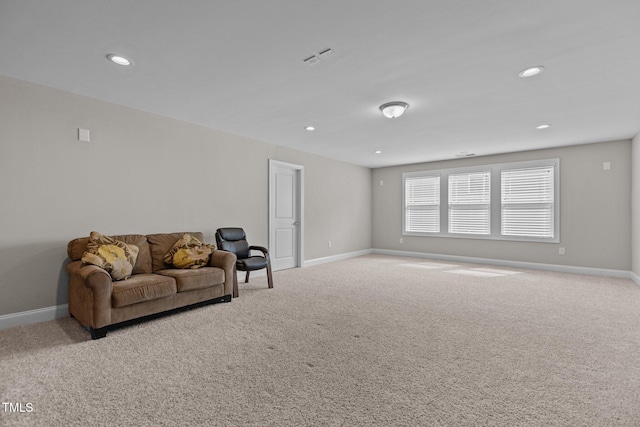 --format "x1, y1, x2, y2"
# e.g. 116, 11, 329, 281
245, 270, 250, 283
266, 256, 274, 289
233, 266, 239, 298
